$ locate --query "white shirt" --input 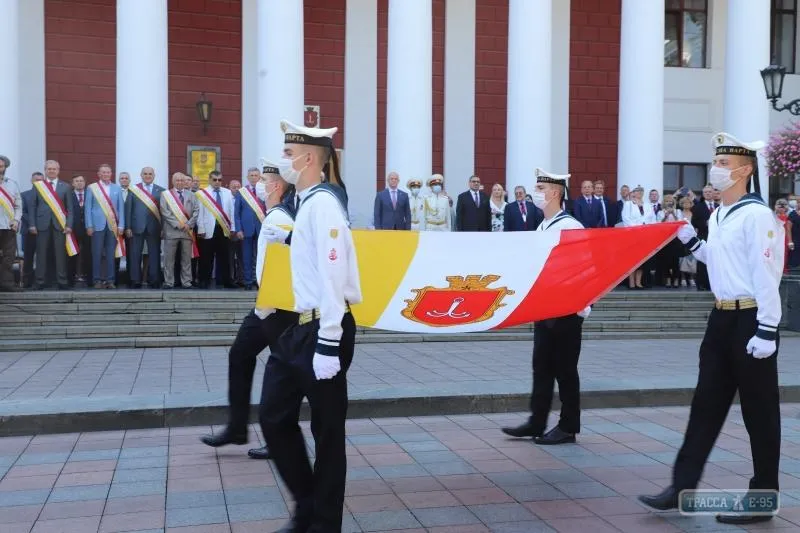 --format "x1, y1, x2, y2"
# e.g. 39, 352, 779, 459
196, 185, 236, 238
688, 197, 784, 332
0, 178, 22, 229
254, 206, 294, 319
536, 210, 584, 232
621, 200, 657, 226
290, 185, 362, 346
